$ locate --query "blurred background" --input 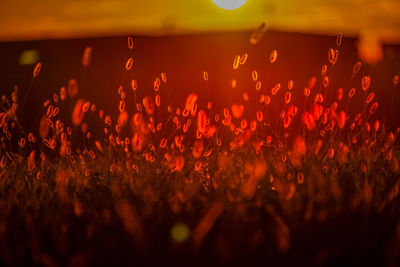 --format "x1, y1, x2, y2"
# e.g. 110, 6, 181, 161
1, 0, 400, 63
0, 0, 399, 131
